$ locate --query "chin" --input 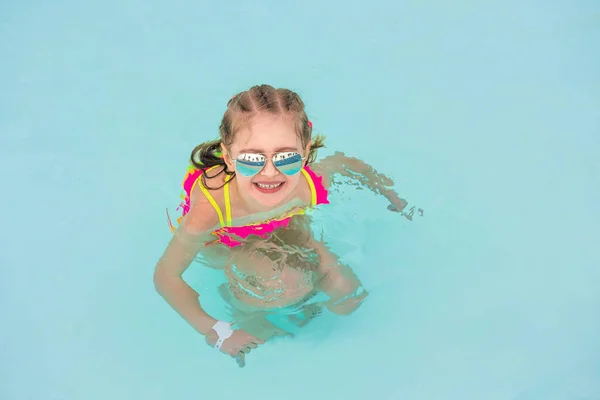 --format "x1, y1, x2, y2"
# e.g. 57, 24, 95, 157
248, 180, 296, 208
